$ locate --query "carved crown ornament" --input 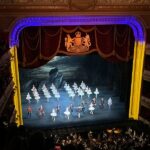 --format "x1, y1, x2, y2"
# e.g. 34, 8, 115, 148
65, 31, 91, 53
